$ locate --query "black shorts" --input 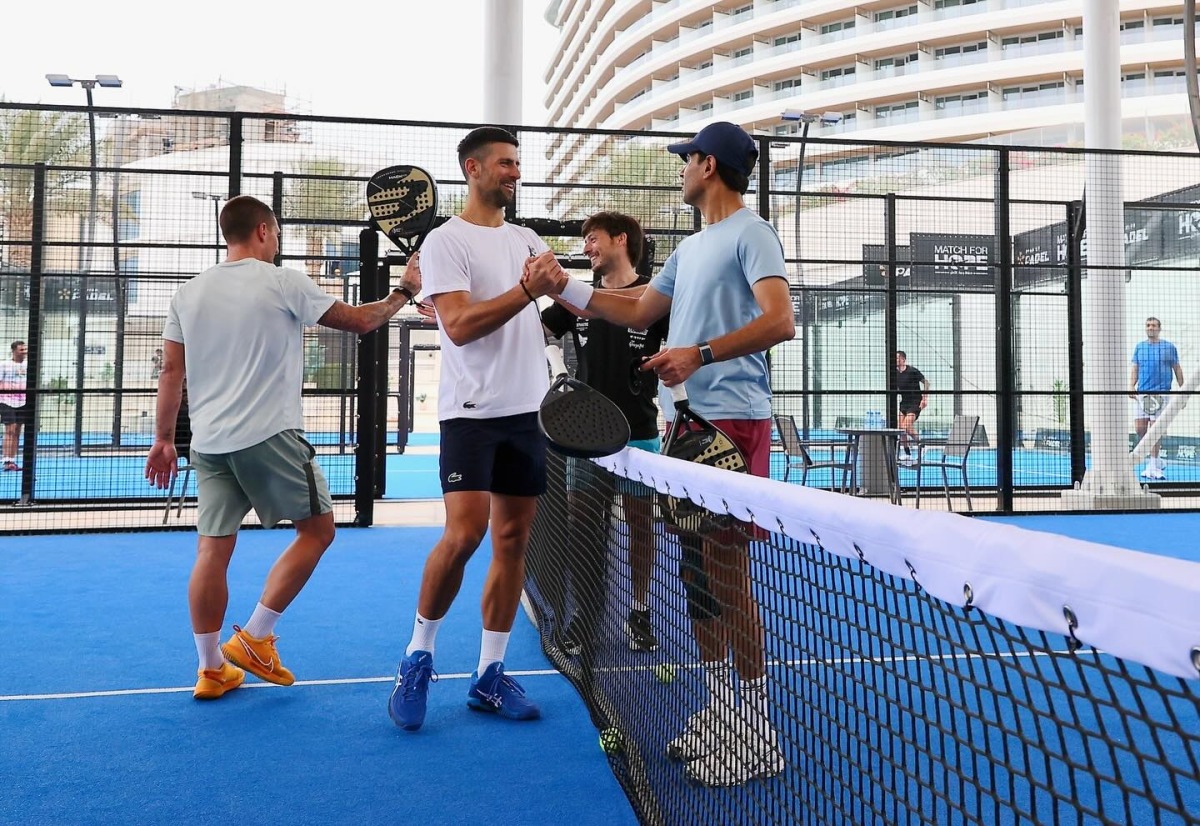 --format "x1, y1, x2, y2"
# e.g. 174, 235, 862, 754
0, 404, 30, 426
899, 404, 922, 417
439, 412, 546, 497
